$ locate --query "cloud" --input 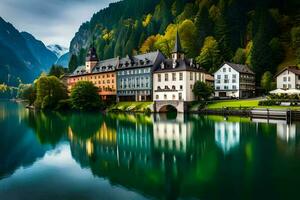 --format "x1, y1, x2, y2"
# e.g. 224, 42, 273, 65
0, 0, 115, 47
